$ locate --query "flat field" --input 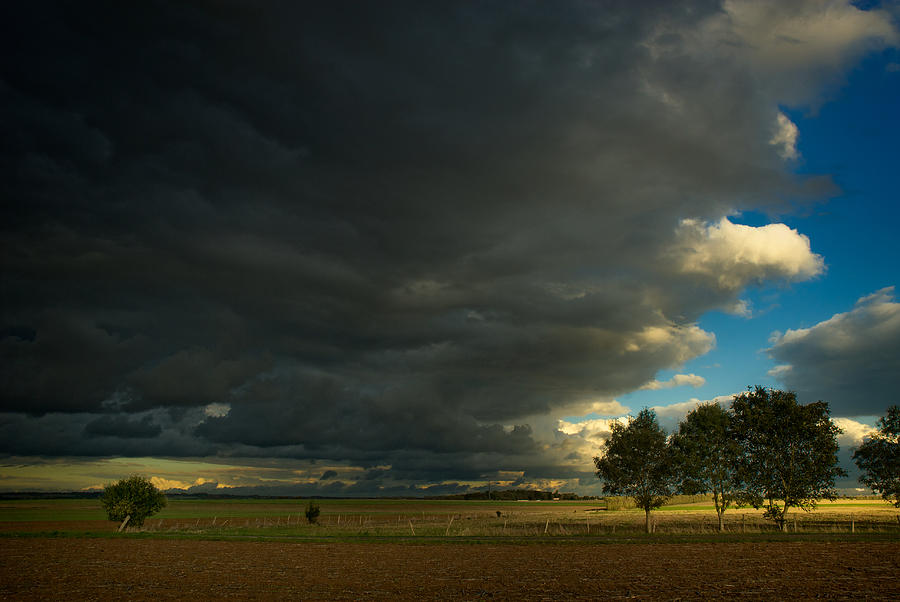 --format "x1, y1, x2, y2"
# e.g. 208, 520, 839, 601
2, 496, 897, 536
1, 497, 898, 599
